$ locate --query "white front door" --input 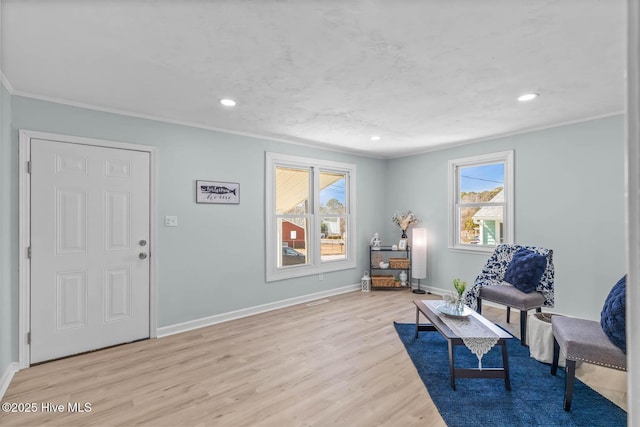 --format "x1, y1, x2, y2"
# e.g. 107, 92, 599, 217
30, 138, 150, 364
